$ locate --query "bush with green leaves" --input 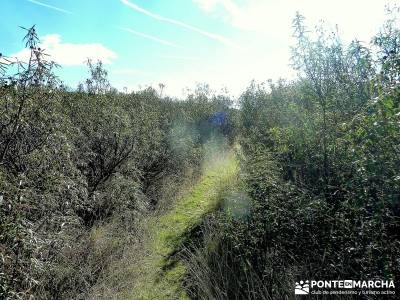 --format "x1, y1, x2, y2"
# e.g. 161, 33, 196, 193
183, 10, 399, 300
0, 27, 236, 299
